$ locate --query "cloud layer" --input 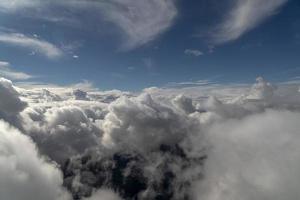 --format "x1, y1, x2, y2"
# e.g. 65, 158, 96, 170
0, 120, 71, 200
0, 76, 300, 199
196, 110, 300, 200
